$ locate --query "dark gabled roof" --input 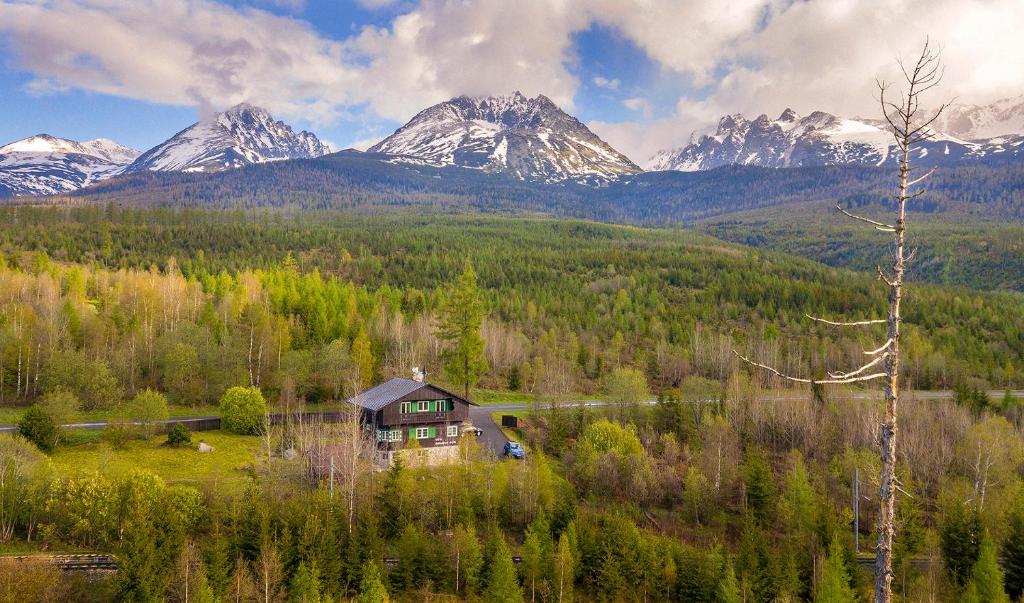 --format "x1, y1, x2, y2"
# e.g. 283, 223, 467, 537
347, 377, 475, 412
